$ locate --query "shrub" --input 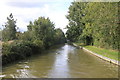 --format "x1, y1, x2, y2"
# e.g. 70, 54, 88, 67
33, 40, 44, 51
2, 40, 42, 65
